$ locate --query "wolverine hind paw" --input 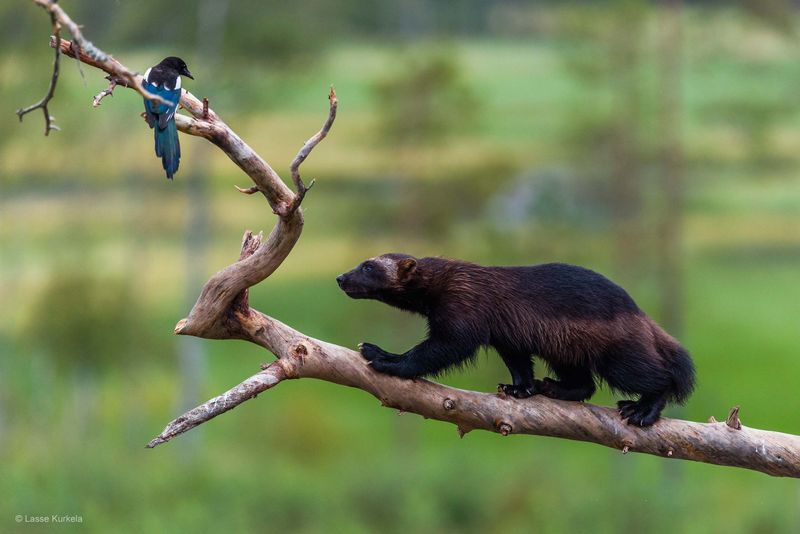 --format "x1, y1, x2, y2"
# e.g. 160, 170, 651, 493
617, 399, 662, 427
497, 383, 535, 399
